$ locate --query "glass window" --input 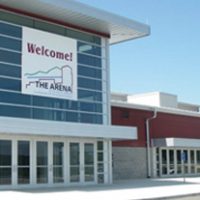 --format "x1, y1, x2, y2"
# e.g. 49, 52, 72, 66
37, 141, 48, 184
18, 141, 30, 185
34, 20, 65, 35
0, 11, 33, 27
84, 144, 94, 165
98, 163, 104, 173
0, 168, 12, 185
0, 11, 101, 45
0, 21, 22, 38
78, 54, 102, 68
197, 151, 200, 164
53, 143, 63, 166
0, 77, 21, 91
169, 150, 174, 164
98, 174, 104, 184
32, 96, 78, 110
78, 77, 102, 90
18, 168, 30, 184
33, 108, 65, 121
0, 11, 106, 124
80, 113, 103, 124
161, 150, 167, 164
78, 42, 101, 56
190, 150, 195, 164
70, 143, 80, 165
0, 49, 21, 64
183, 150, 188, 164
84, 143, 94, 182
65, 111, 79, 122
176, 150, 181, 164
80, 102, 102, 113
53, 142, 64, 183
0, 139, 12, 185
70, 143, 81, 183
0, 140, 11, 166
0, 105, 31, 118
0, 35, 21, 51
78, 89, 102, 102
37, 167, 48, 184
97, 141, 103, 151
37, 142, 48, 166
53, 167, 63, 183
98, 152, 103, 162
18, 141, 30, 166
0, 63, 21, 78
32, 108, 78, 122
78, 65, 102, 79
0, 91, 30, 105
67, 29, 101, 45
